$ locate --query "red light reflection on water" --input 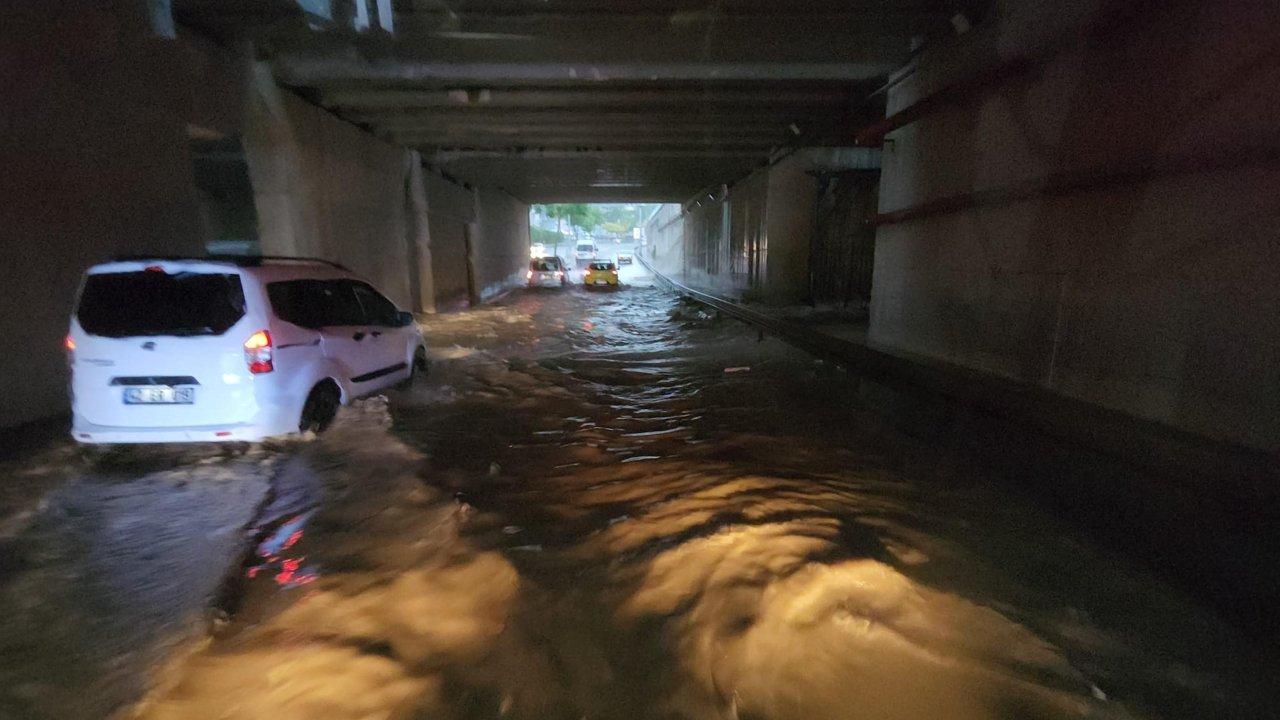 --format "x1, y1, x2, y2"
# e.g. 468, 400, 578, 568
247, 513, 320, 588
